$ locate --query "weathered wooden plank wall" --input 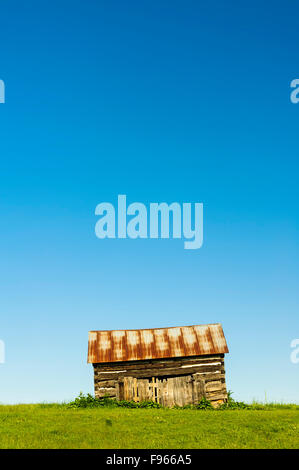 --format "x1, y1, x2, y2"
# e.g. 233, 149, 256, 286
93, 354, 227, 406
